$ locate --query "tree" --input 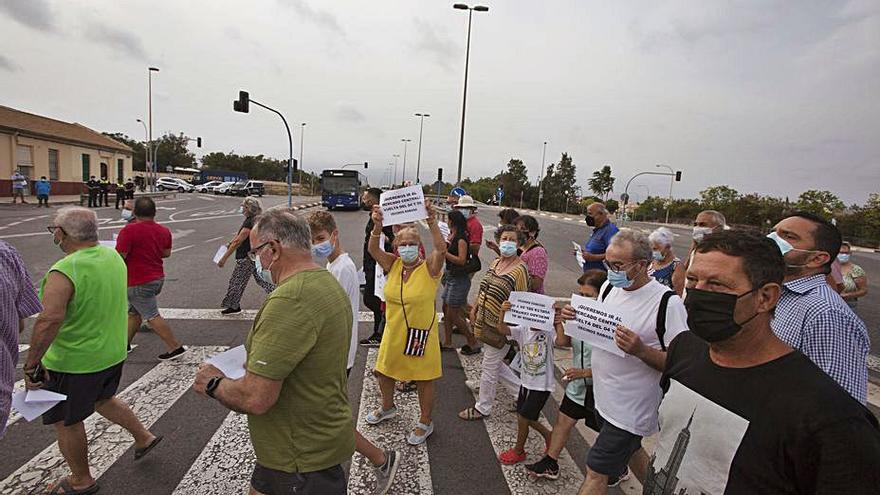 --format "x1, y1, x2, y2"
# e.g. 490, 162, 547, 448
795, 190, 845, 219
540, 153, 579, 213
201, 151, 287, 181
103, 132, 147, 171
700, 185, 740, 211
499, 158, 530, 207
588, 165, 615, 201
153, 133, 197, 171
